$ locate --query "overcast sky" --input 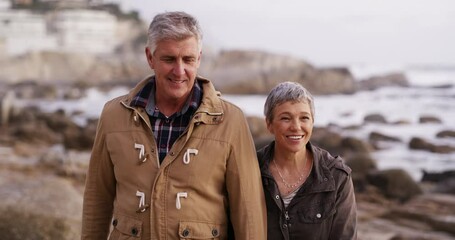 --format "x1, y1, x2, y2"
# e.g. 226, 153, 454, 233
110, 0, 455, 67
